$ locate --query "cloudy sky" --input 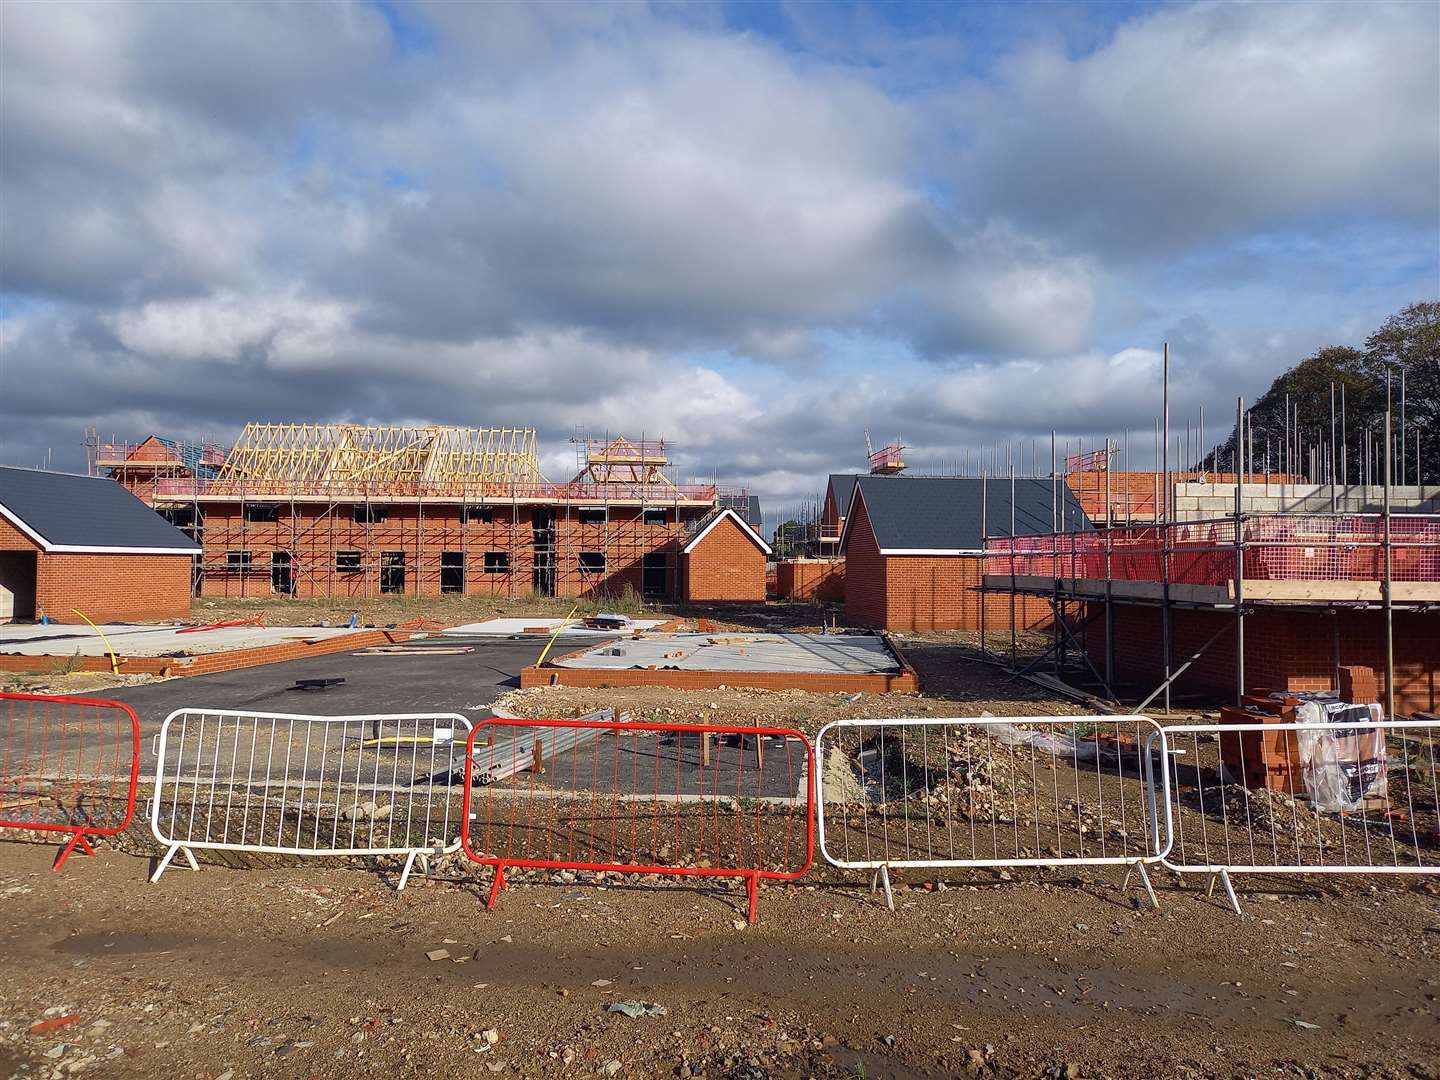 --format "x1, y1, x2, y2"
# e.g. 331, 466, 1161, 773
1, 0, 1436, 527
